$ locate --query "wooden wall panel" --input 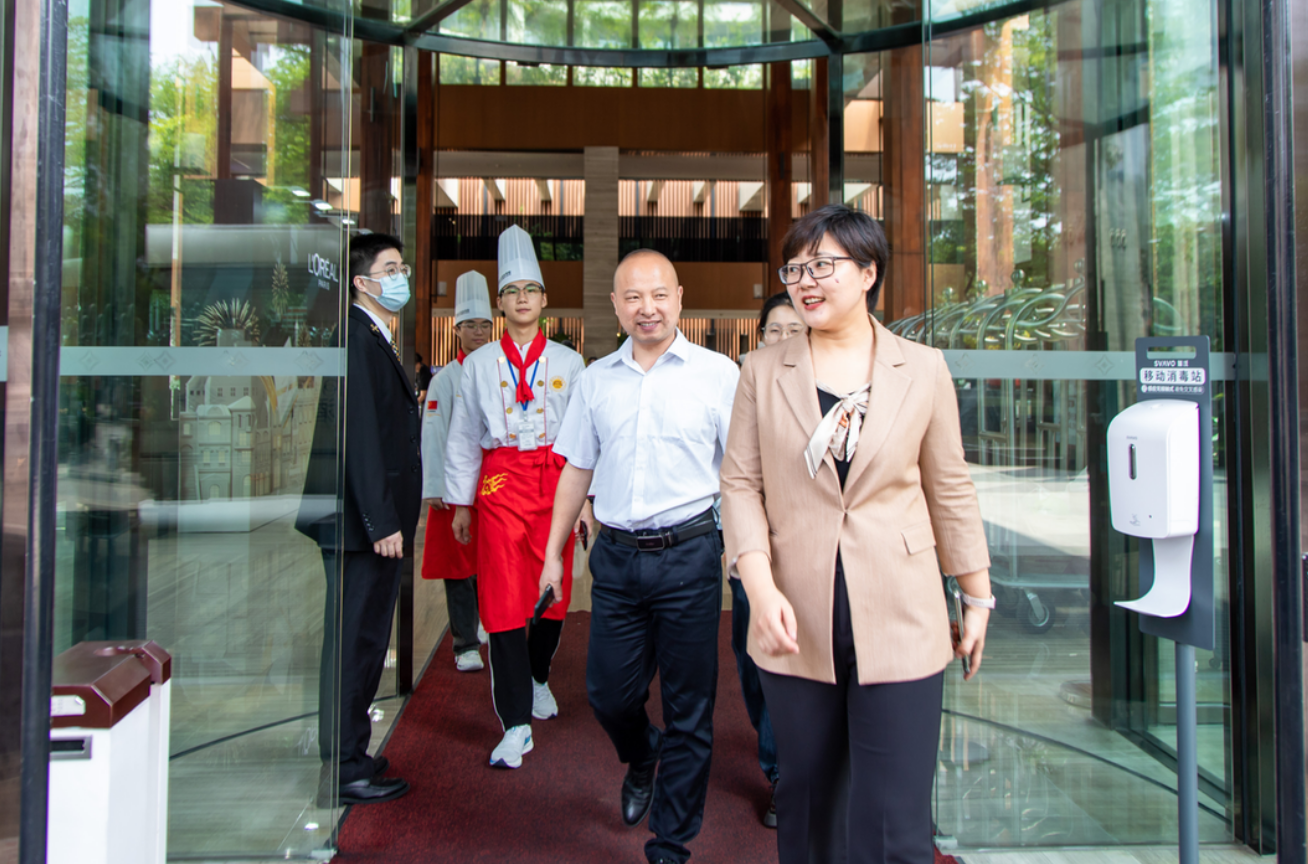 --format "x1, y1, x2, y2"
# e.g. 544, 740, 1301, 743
416, 51, 435, 362
437, 85, 766, 153
675, 262, 768, 309
883, 45, 926, 322
766, 62, 793, 295
583, 147, 621, 356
